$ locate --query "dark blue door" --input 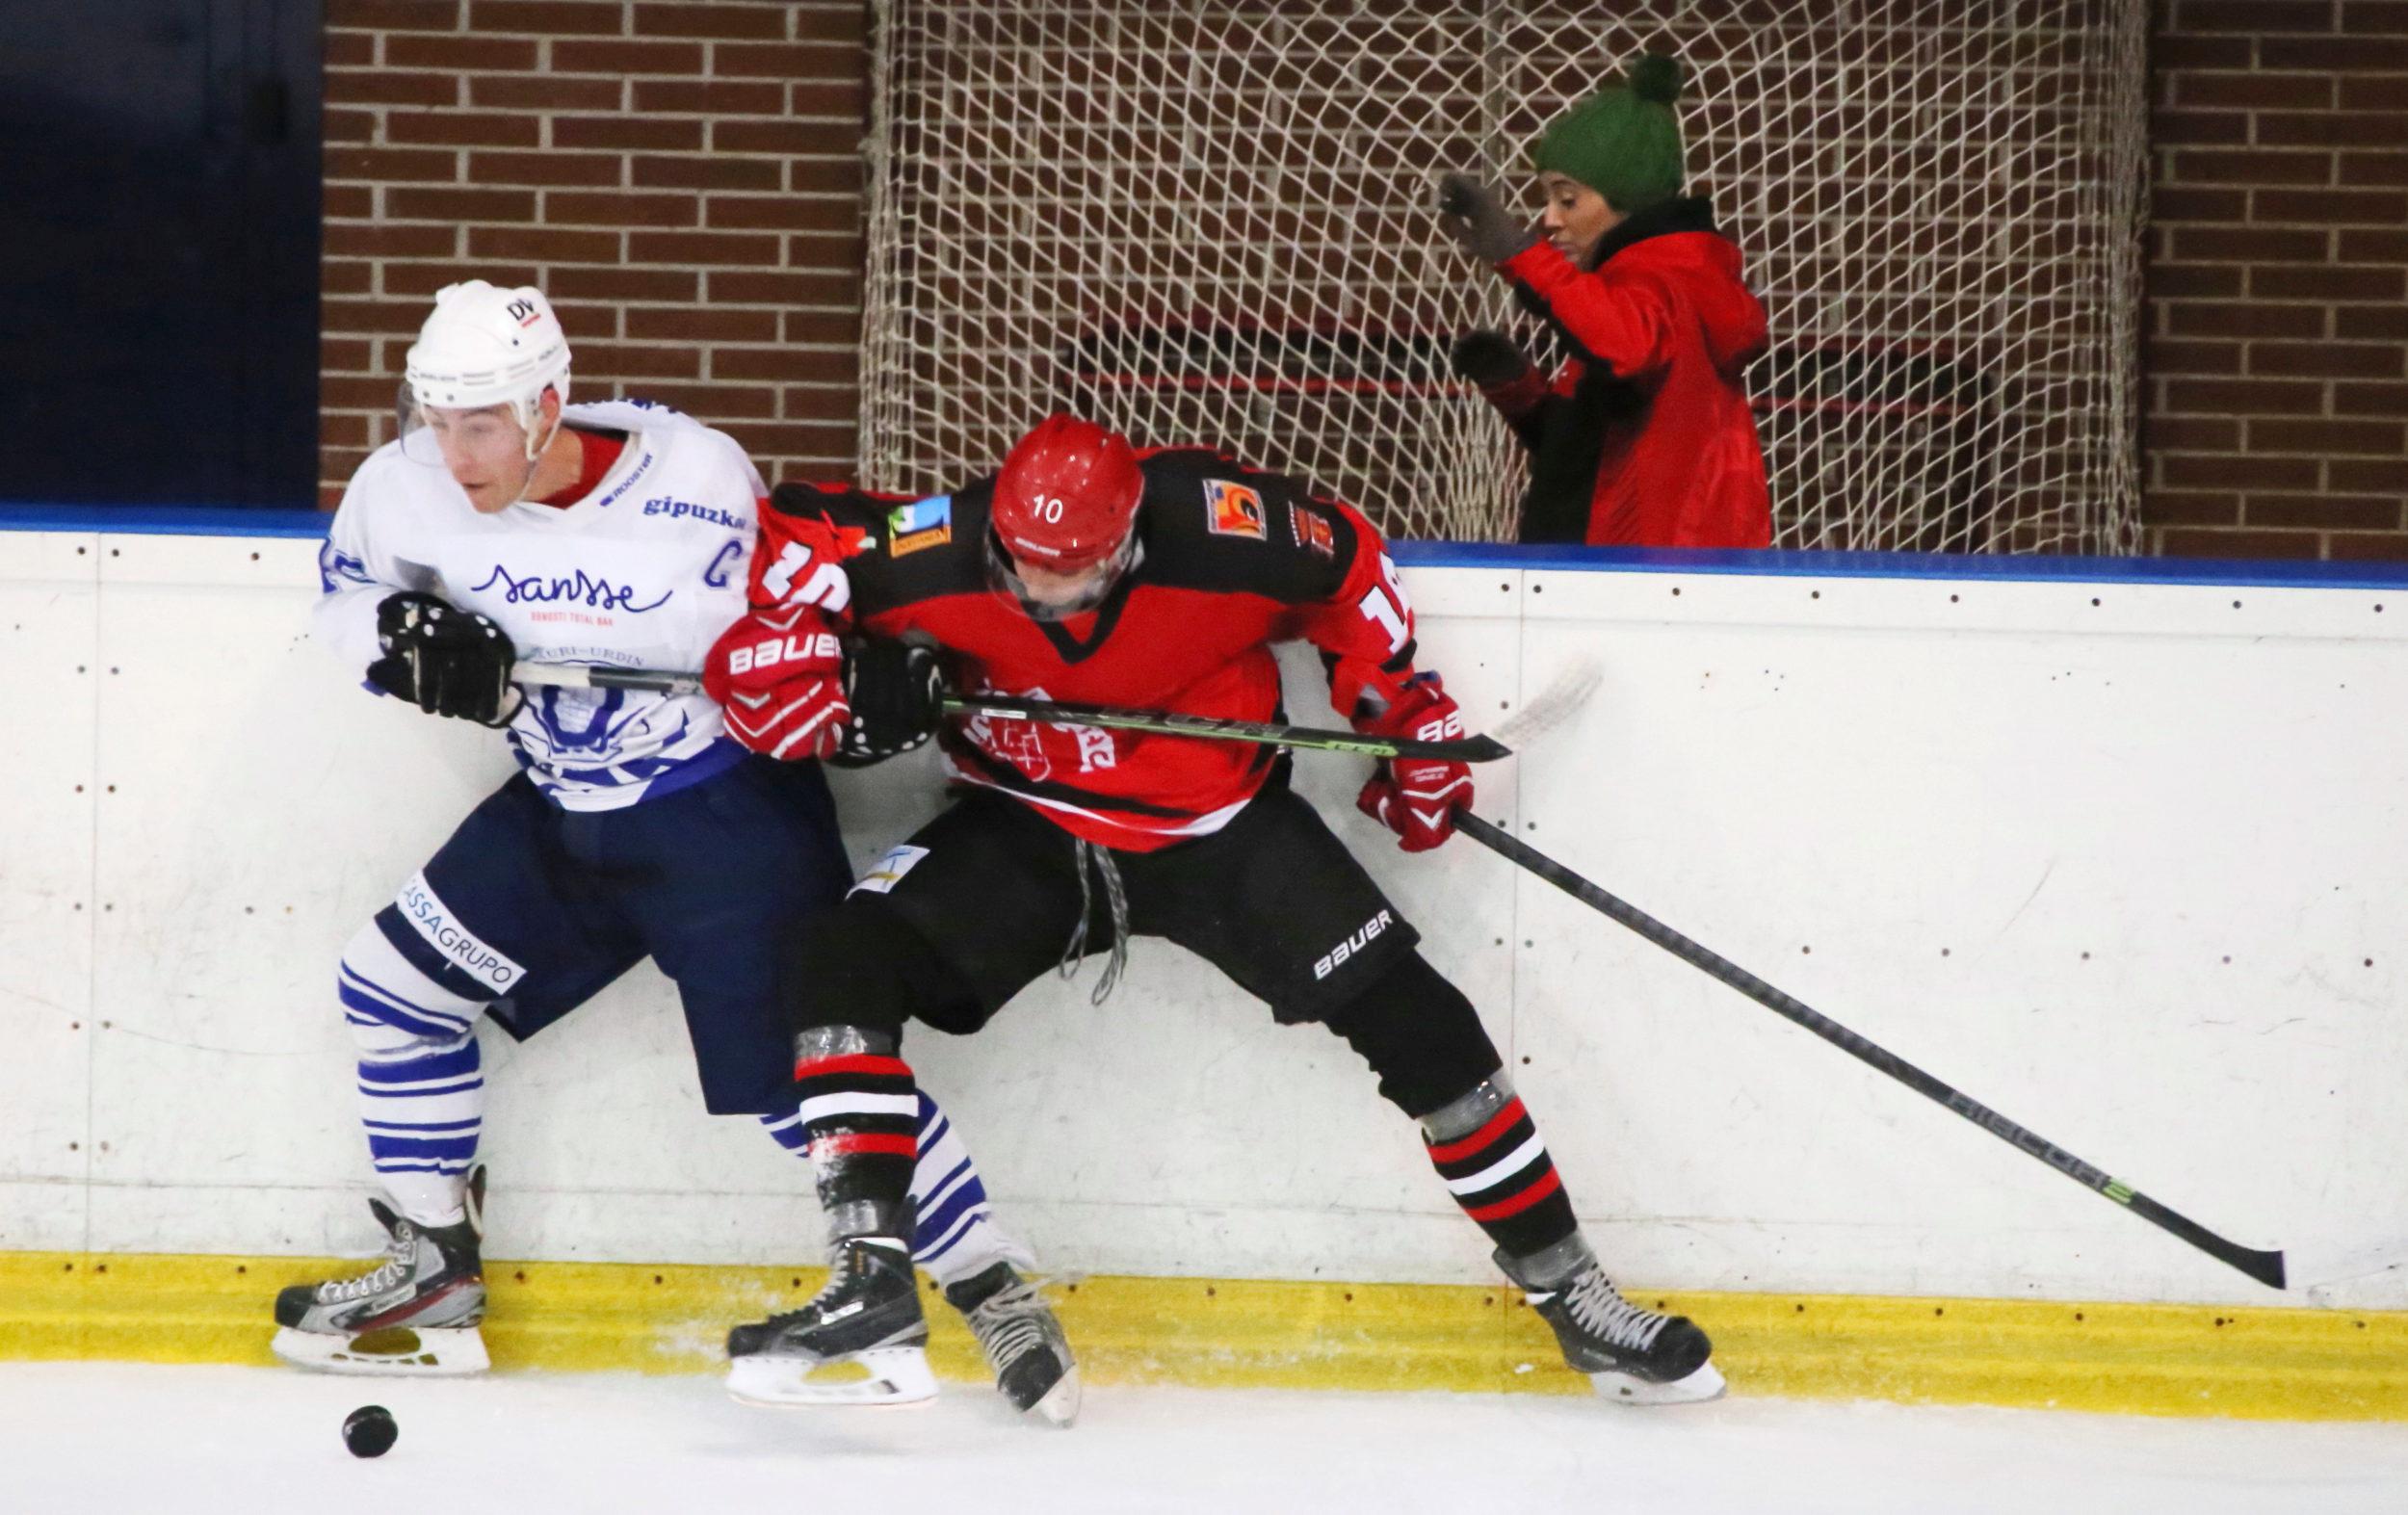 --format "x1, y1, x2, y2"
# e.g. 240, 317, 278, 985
0, 0, 321, 507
